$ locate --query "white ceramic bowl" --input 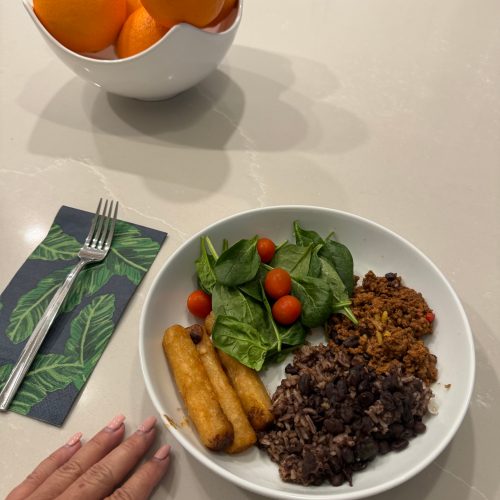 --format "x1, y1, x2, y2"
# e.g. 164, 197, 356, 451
139, 206, 475, 500
23, 0, 242, 100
